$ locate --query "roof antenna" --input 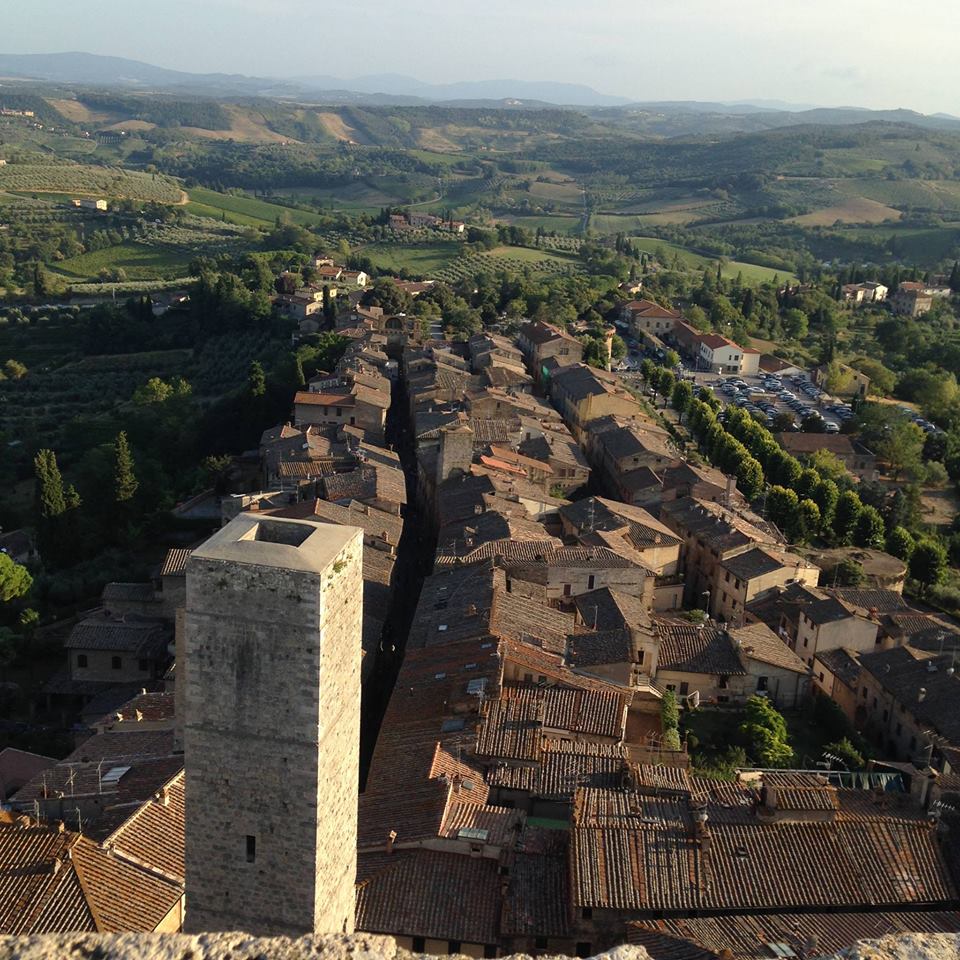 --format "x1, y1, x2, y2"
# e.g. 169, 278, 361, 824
586, 498, 596, 534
